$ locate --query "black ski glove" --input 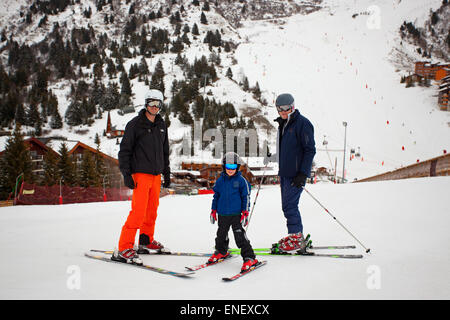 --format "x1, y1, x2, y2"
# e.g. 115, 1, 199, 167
123, 175, 135, 189
163, 172, 171, 188
291, 172, 307, 188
